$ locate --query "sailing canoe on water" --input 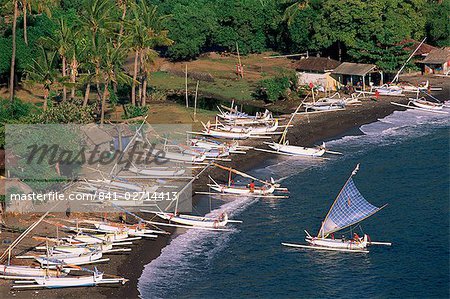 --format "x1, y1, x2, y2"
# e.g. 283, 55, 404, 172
282, 164, 391, 253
